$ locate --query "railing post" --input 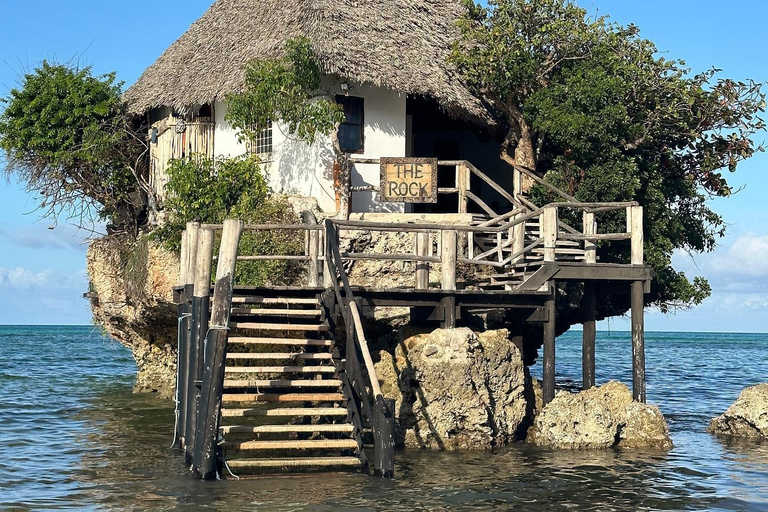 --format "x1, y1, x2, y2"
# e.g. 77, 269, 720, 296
583, 211, 597, 264
542, 206, 558, 262
178, 223, 198, 449
628, 206, 644, 265
308, 228, 320, 287
415, 232, 430, 290
440, 230, 458, 328
185, 228, 214, 465
324, 223, 337, 290
513, 214, 525, 265
457, 163, 469, 214
543, 285, 557, 405
513, 166, 523, 201
192, 218, 243, 480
